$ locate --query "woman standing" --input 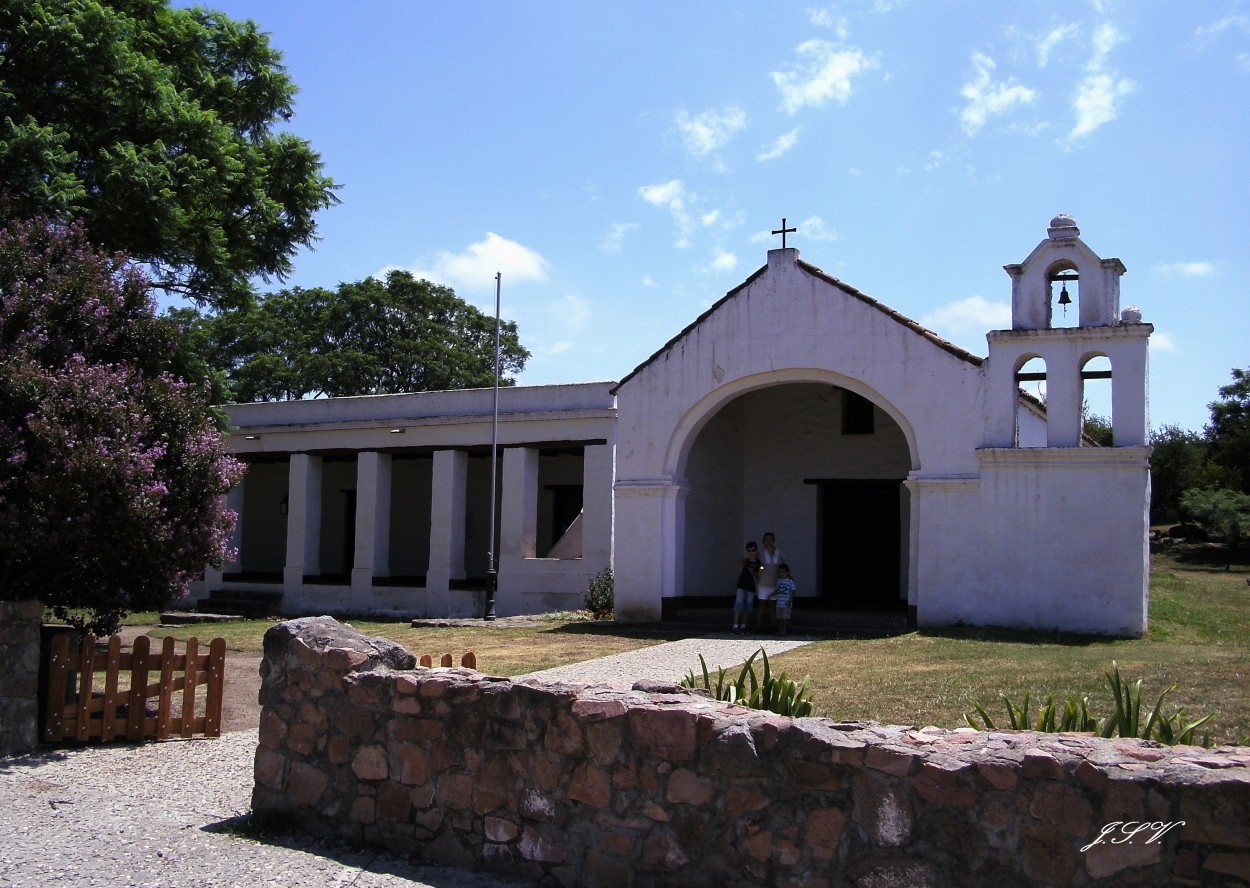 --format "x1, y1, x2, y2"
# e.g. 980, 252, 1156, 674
754, 532, 784, 629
